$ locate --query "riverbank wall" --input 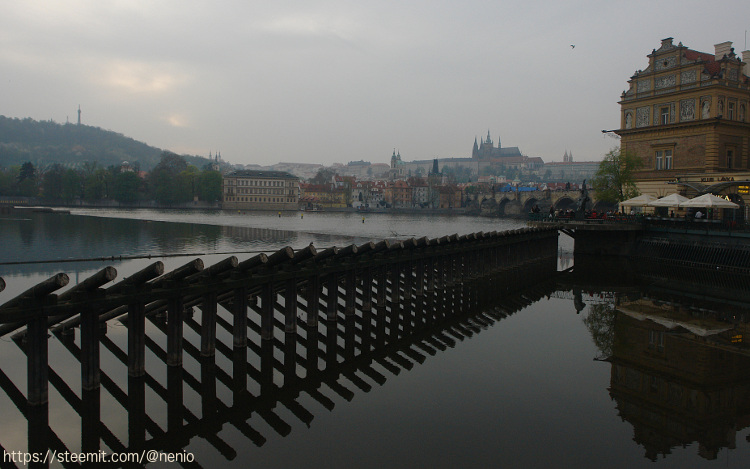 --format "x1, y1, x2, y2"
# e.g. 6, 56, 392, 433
569, 222, 750, 274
